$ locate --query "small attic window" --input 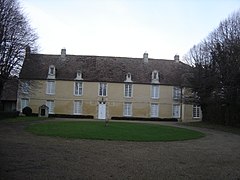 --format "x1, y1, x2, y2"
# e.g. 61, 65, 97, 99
47, 65, 56, 79
75, 70, 83, 80
151, 70, 159, 84
50, 67, 54, 74
124, 73, 133, 82
49, 65, 55, 75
